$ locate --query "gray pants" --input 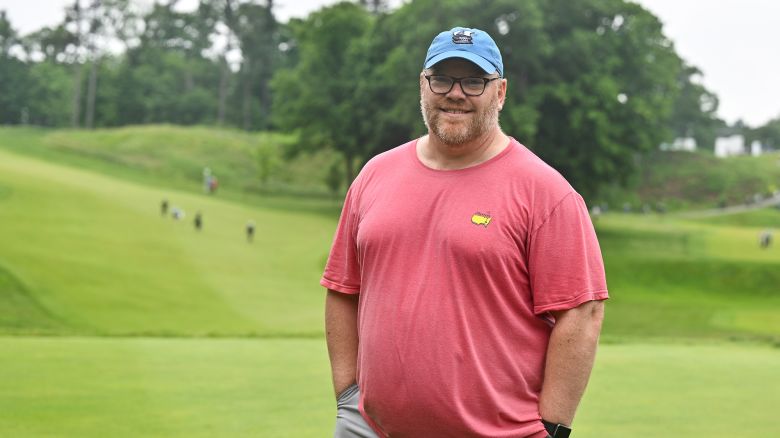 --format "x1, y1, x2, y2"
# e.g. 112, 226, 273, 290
334, 384, 378, 438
